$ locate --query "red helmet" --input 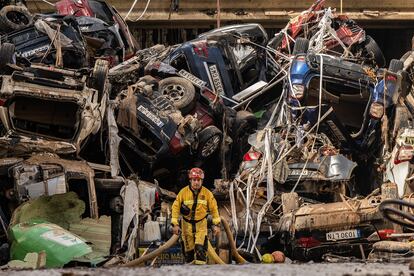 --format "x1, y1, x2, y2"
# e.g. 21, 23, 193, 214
189, 167, 204, 180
